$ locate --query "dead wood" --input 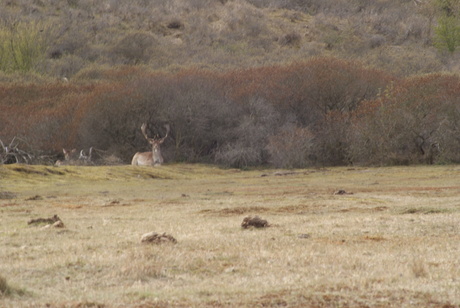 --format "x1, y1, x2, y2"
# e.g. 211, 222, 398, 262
28, 215, 62, 226
241, 216, 269, 229
141, 232, 177, 244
